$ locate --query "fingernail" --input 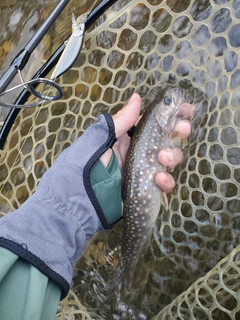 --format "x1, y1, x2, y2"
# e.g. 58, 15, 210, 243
168, 150, 175, 162
164, 148, 175, 162
128, 93, 137, 105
